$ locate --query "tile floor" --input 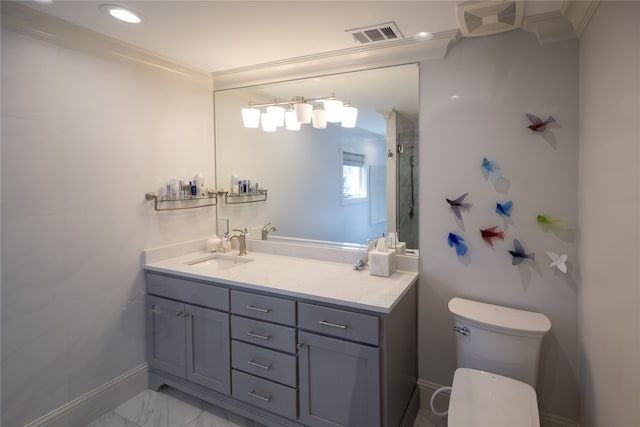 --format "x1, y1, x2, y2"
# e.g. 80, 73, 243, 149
85, 387, 447, 427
